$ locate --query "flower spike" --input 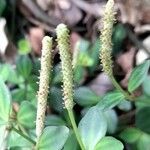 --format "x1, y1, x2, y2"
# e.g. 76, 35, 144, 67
100, 0, 115, 76
56, 24, 74, 110
36, 36, 52, 139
